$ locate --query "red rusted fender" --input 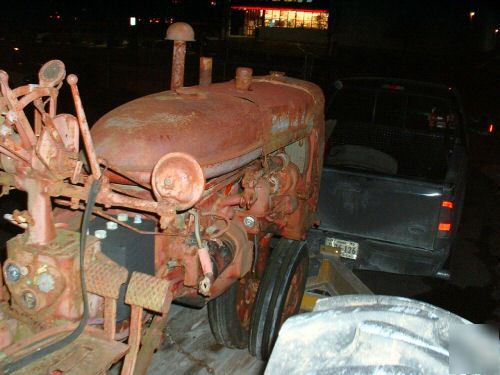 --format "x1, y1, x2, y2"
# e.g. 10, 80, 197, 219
91, 75, 324, 184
